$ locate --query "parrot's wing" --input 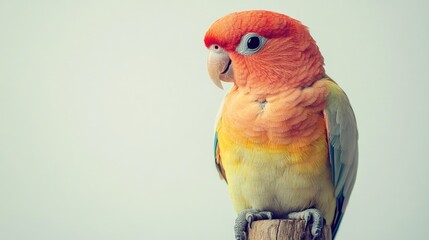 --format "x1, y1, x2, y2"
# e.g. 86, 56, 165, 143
213, 95, 227, 183
324, 79, 358, 237
214, 131, 227, 182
